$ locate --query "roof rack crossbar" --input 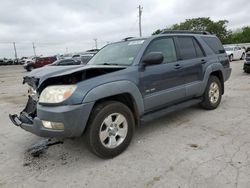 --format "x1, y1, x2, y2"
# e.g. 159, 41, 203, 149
161, 30, 210, 35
